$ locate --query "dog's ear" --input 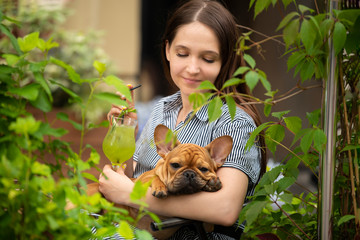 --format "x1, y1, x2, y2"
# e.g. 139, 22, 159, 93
205, 136, 233, 168
154, 124, 180, 158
